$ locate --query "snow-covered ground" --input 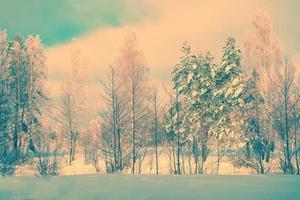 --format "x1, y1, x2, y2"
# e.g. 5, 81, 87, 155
14, 152, 254, 176
0, 175, 299, 200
